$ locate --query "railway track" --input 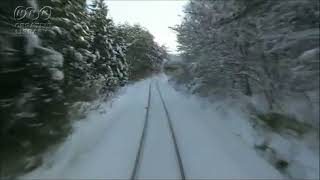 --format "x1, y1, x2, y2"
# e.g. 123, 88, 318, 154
130, 80, 186, 180
130, 82, 152, 179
